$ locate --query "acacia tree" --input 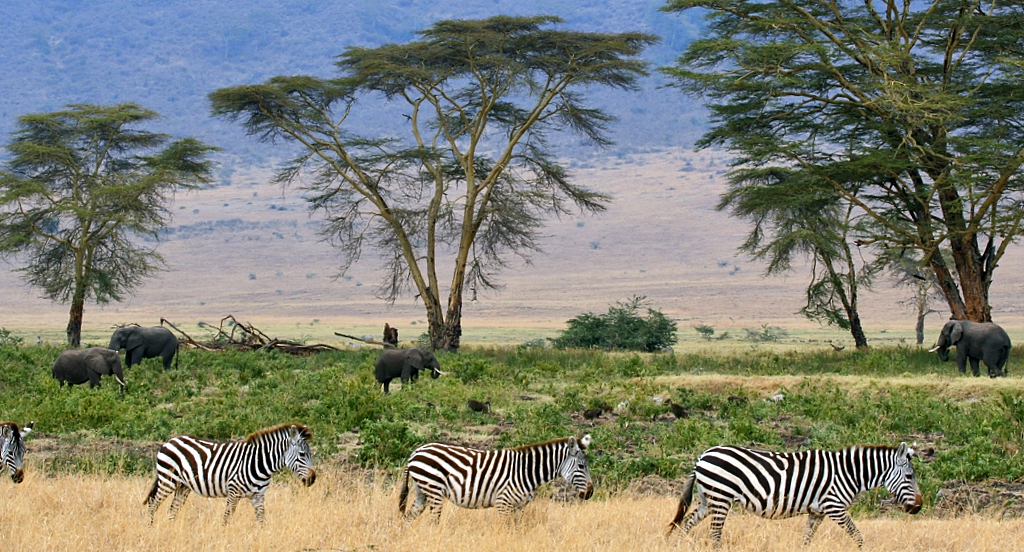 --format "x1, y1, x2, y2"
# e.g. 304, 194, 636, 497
0, 104, 217, 346
210, 16, 657, 351
663, 1, 1024, 323
719, 168, 872, 347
